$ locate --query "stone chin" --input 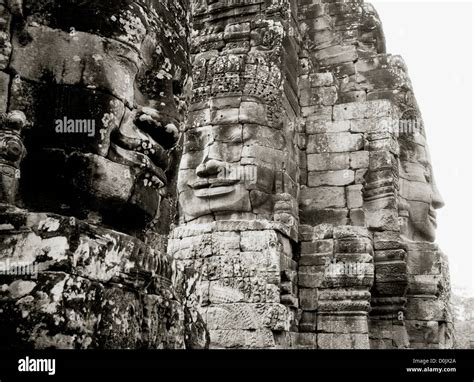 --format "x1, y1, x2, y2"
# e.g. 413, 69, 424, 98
400, 200, 437, 243
409, 221, 437, 243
